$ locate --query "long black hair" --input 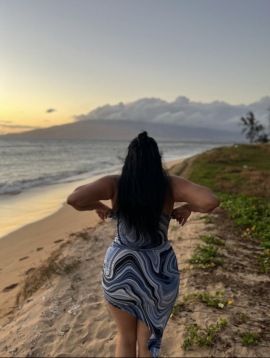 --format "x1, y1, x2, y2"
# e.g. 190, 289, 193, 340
114, 131, 171, 239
